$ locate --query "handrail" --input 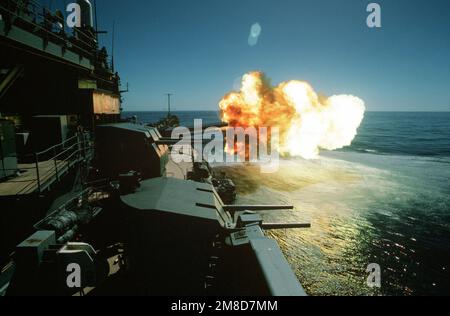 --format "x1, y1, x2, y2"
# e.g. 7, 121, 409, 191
15, 147, 88, 195
0, 1, 97, 60
12, 132, 93, 196
6, 0, 97, 48
0, 8, 95, 56
52, 141, 79, 160
3, 137, 86, 169
33, 135, 79, 158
